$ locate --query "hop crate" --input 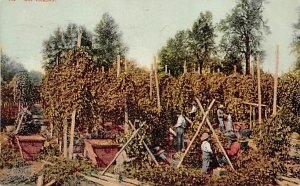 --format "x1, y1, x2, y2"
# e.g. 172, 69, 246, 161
15, 135, 45, 160
84, 139, 120, 167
